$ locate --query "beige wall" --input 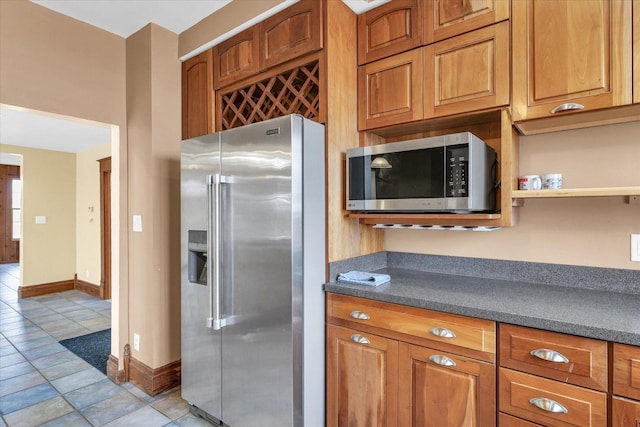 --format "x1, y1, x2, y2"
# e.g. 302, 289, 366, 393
1, 0, 127, 363
386, 121, 640, 270
127, 24, 182, 368
76, 143, 111, 287
0, 144, 77, 285
178, 0, 287, 58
